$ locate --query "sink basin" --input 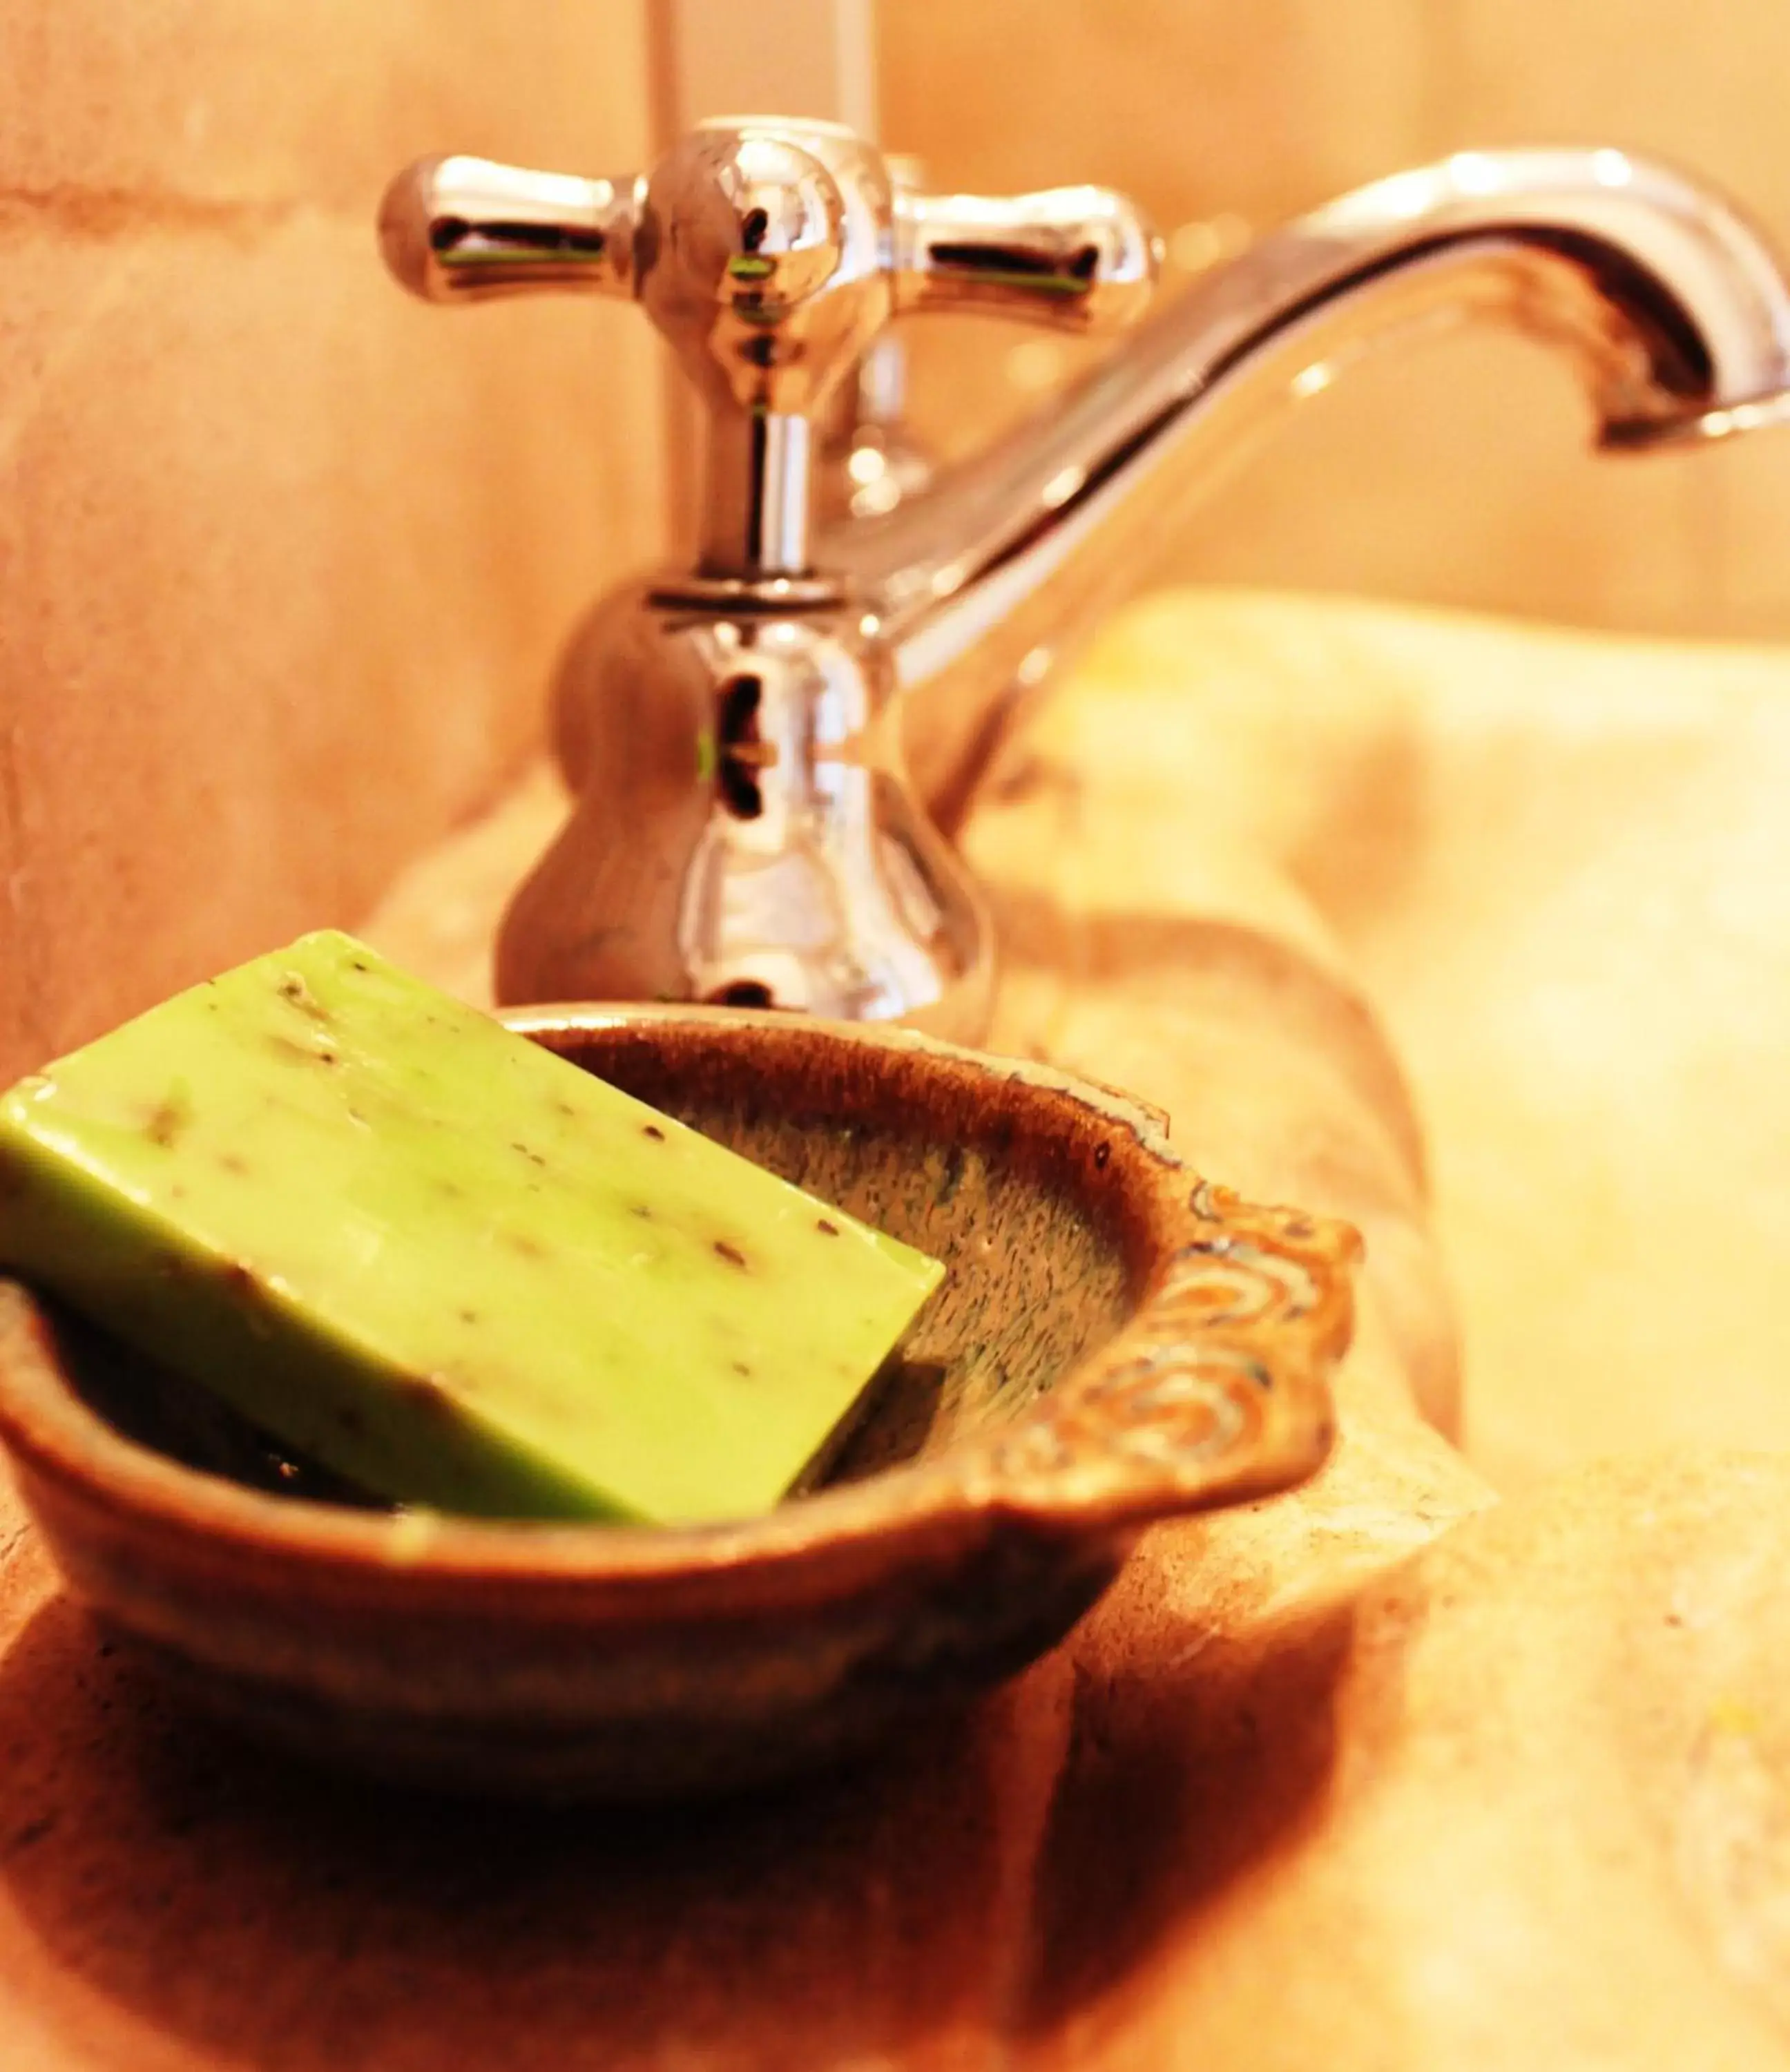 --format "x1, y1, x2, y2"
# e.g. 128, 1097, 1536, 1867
968, 586, 1790, 1488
